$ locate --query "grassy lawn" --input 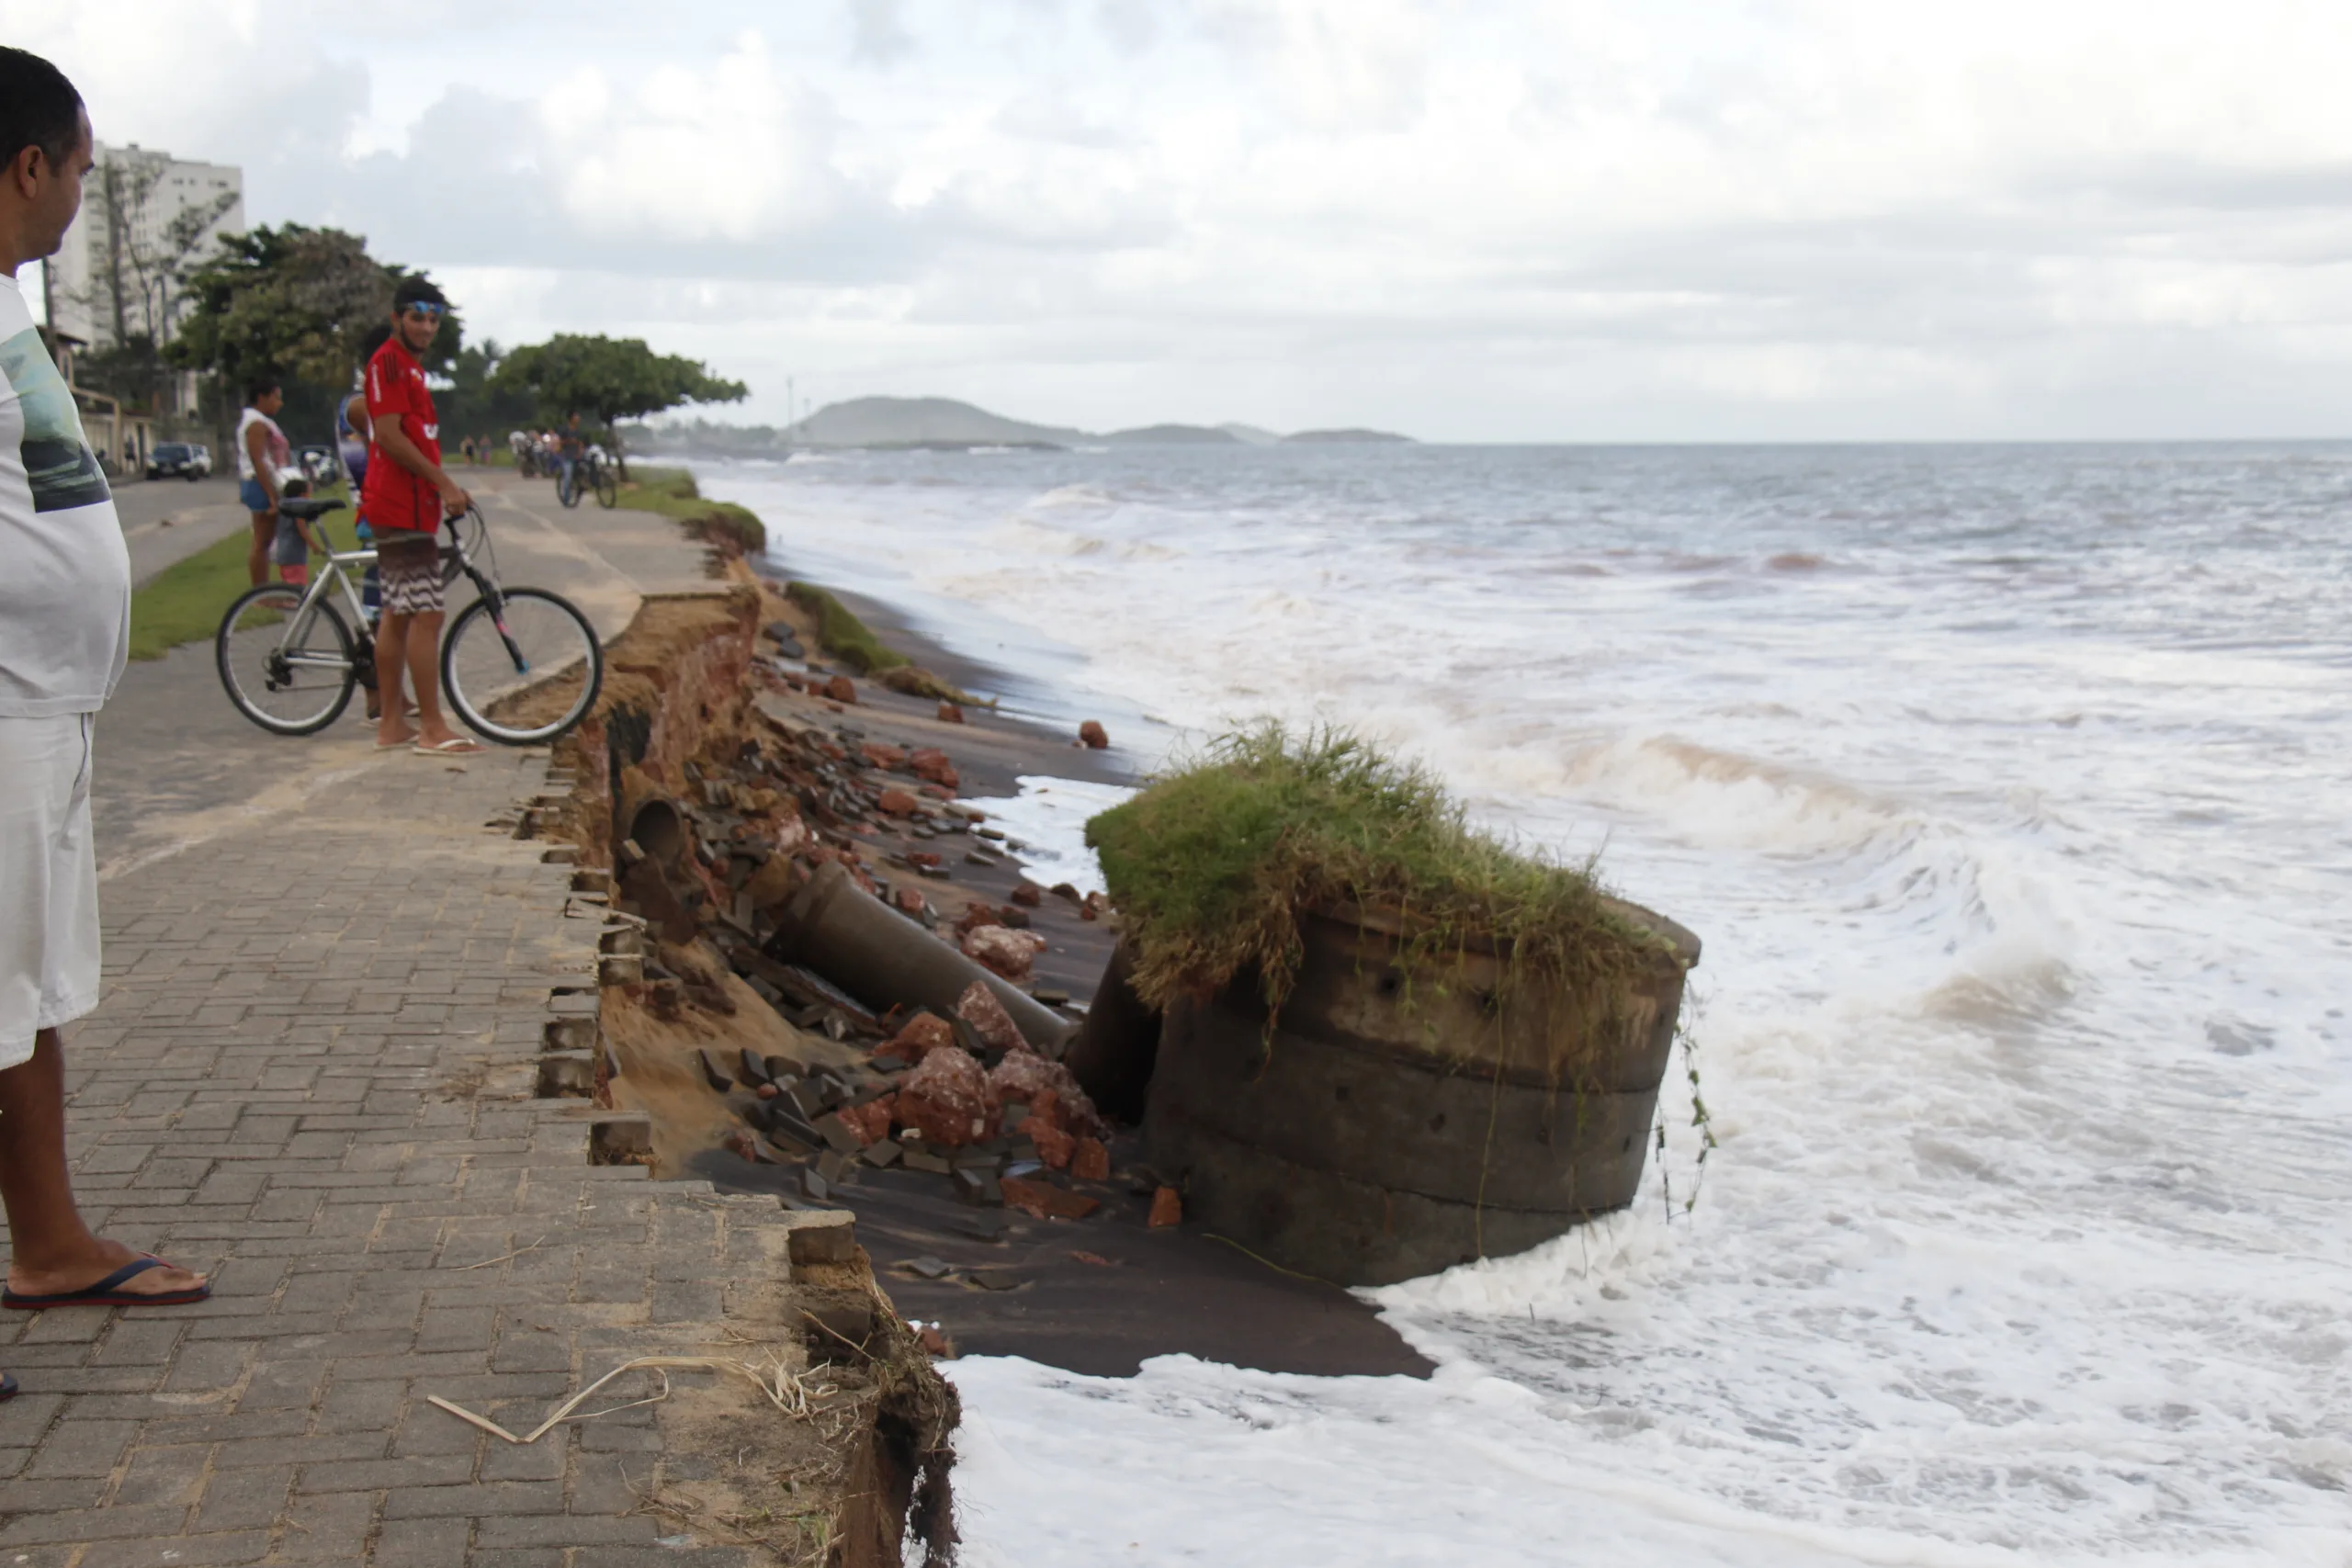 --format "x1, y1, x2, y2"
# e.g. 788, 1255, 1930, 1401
128, 482, 353, 661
